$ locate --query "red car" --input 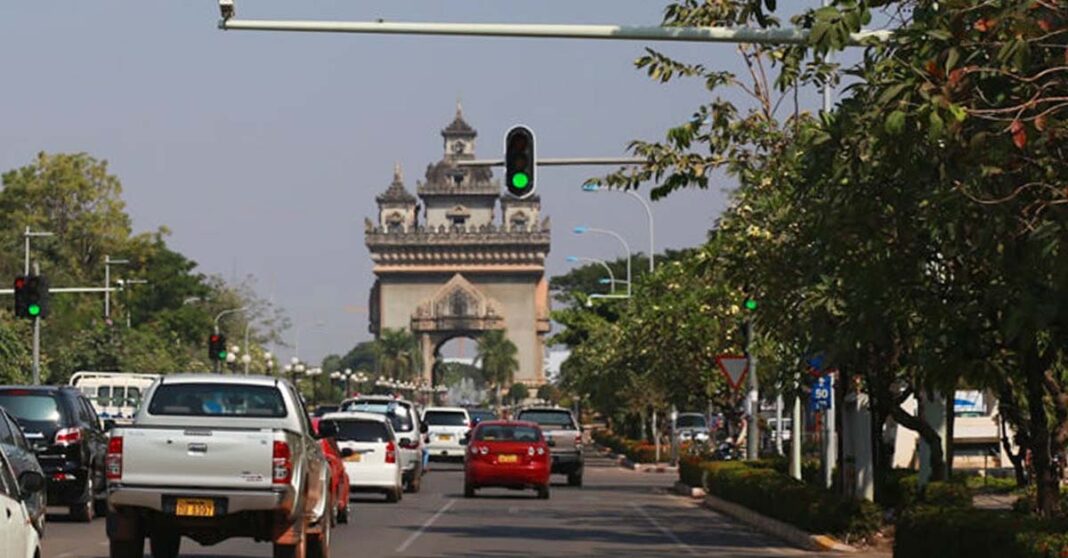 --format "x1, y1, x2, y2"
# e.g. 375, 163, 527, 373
312, 417, 351, 524
463, 420, 551, 499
